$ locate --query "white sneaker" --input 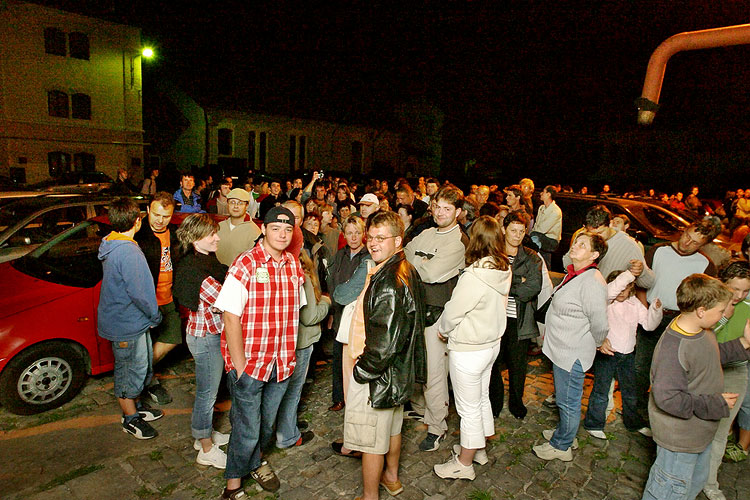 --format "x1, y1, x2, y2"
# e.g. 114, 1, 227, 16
586, 429, 607, 440
196, 444, 227, 469
193, 430, 231, 450
702, 487, 727, 500
452, 444, 488, 465
533, 442, 573, 462
433, 452, 476, 480
542, 429, 578, 449
637, 427, 653, 438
